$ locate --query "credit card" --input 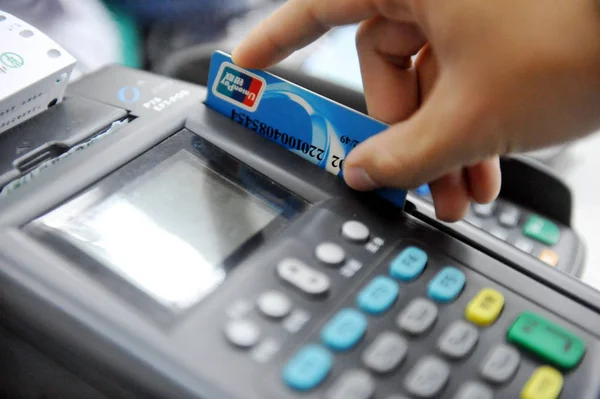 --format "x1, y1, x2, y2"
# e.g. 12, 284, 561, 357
204, 50, 406, 208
